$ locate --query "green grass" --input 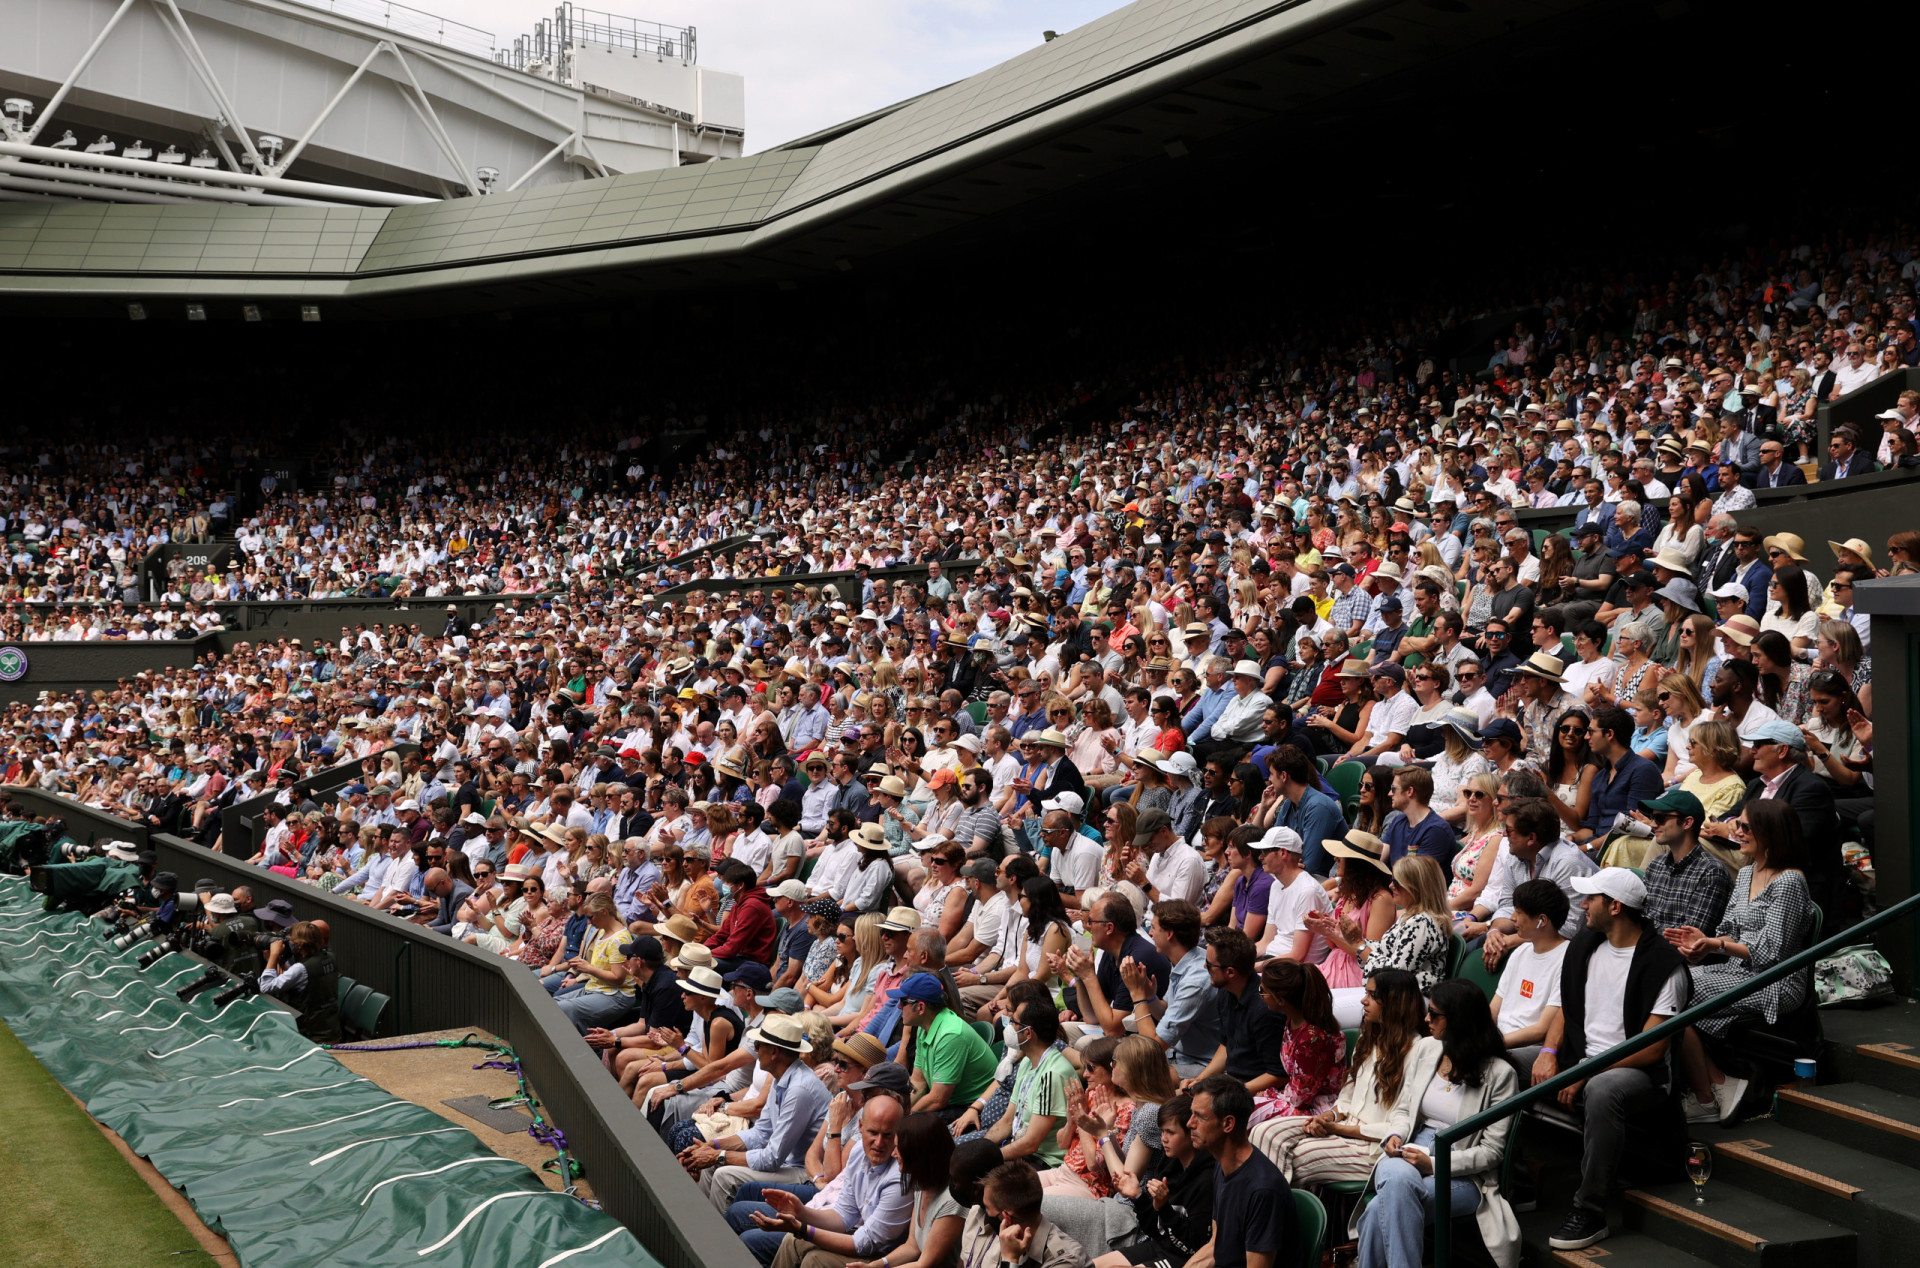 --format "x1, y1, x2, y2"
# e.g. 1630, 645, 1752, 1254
0, 1016, 218, 1268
